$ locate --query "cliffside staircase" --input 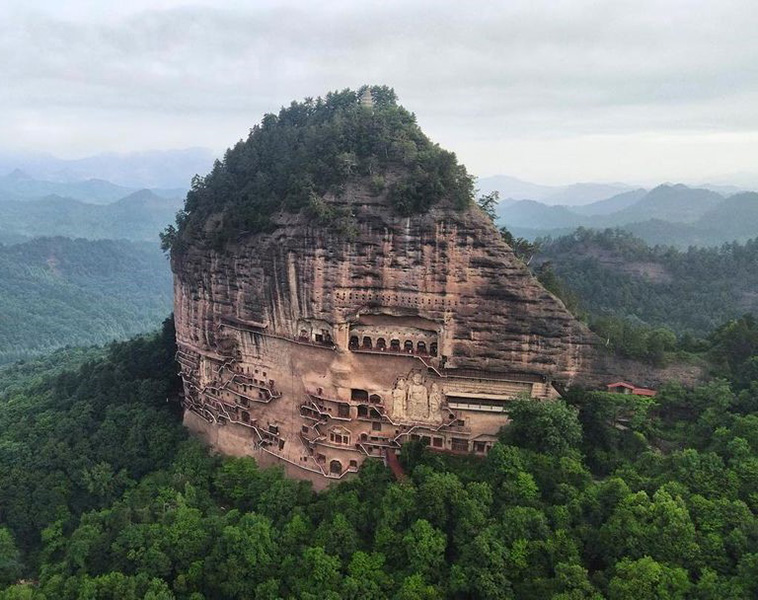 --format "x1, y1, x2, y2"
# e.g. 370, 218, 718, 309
384, 449, 407, 482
